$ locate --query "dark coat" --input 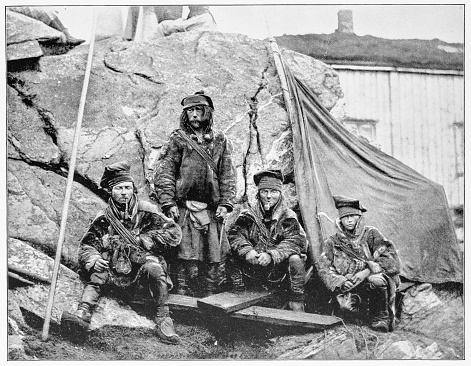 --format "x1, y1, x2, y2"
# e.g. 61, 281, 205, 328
154, 118, 236, 211
317, 217, 401, 292
78, 196, 181, 284
228, 198, 307, 265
